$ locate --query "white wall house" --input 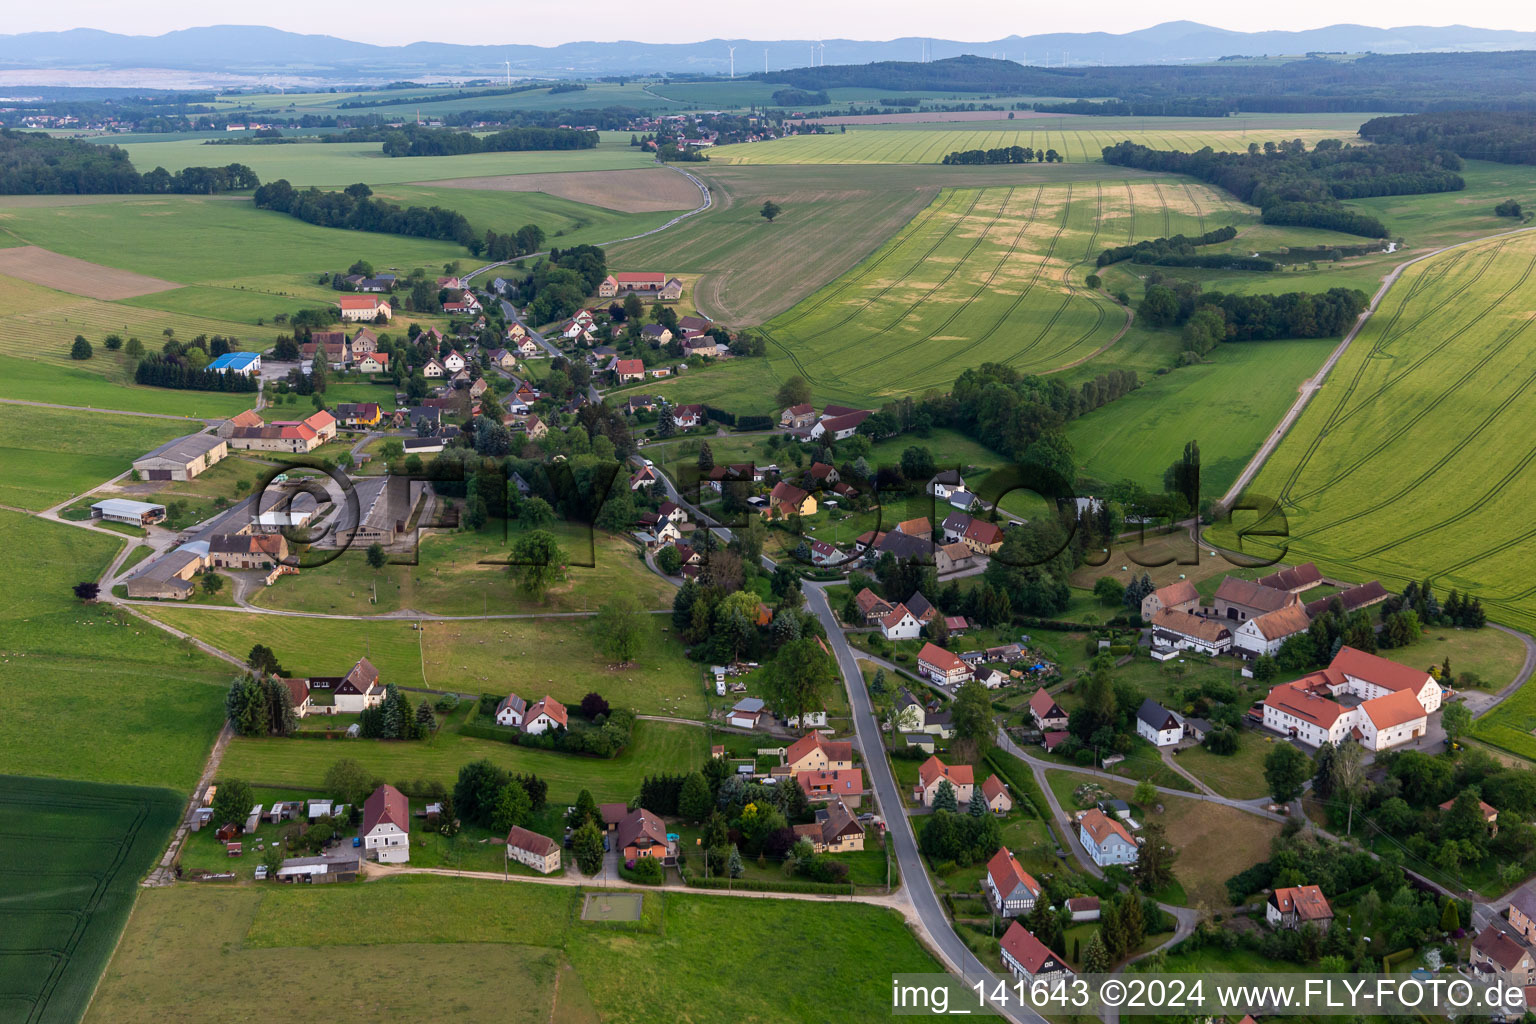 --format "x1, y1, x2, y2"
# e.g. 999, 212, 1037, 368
879, 605, 922, 640
362, 784, 410, 863
1079, 809, 1138, 867
1134, 699, 1184, 747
